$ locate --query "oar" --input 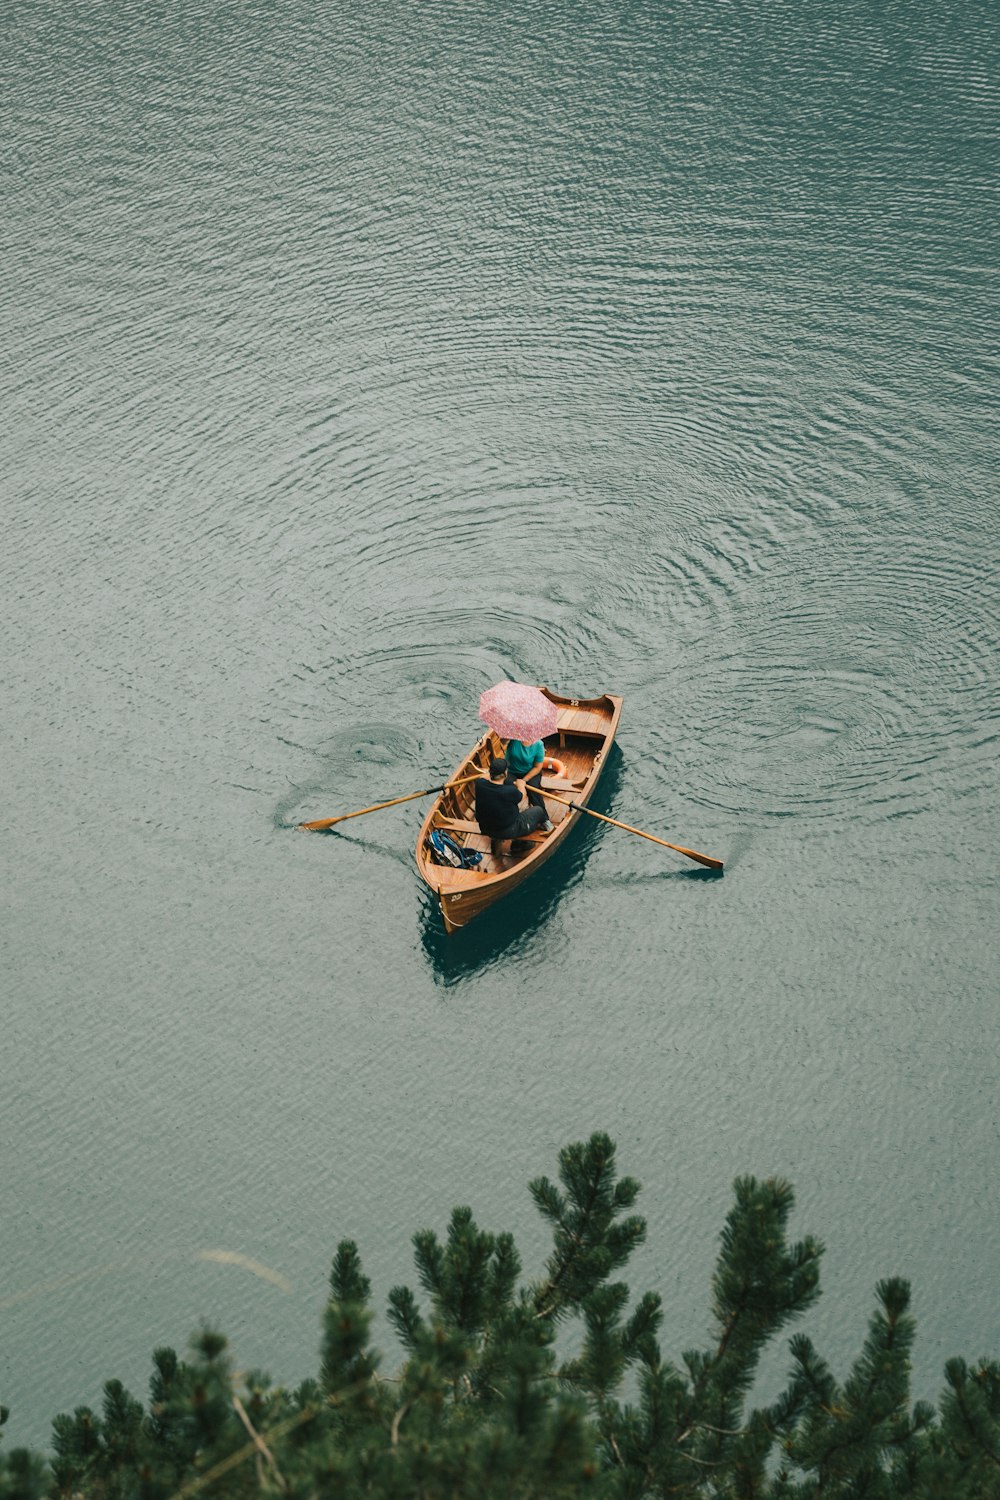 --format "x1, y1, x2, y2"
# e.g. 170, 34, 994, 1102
296, 774, 482, 832
540, 790, 724, 870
